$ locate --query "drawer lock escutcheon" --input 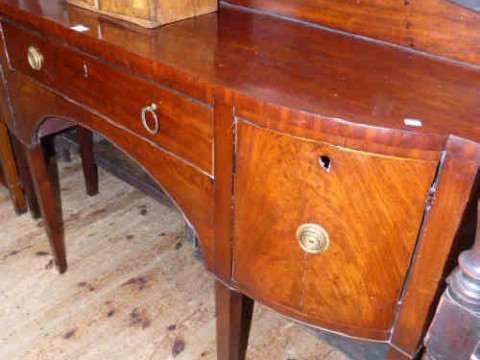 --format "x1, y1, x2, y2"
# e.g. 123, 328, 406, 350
141, 103, 160, 135
27, 46, 44, 71
296, 223, 329, 254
